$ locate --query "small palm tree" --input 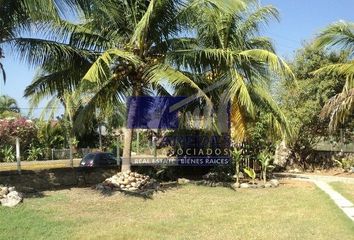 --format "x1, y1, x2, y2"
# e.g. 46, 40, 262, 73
231, 148, 243, 184
0, 95, 20, 118
314, 21, 354, 130
258, 150, 273, 184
